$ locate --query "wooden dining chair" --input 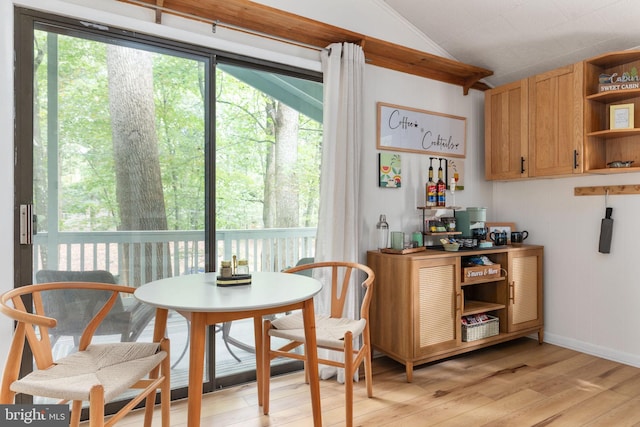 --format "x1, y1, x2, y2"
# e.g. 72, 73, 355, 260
262, 261, 375, 427
0, 282, 170, 427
